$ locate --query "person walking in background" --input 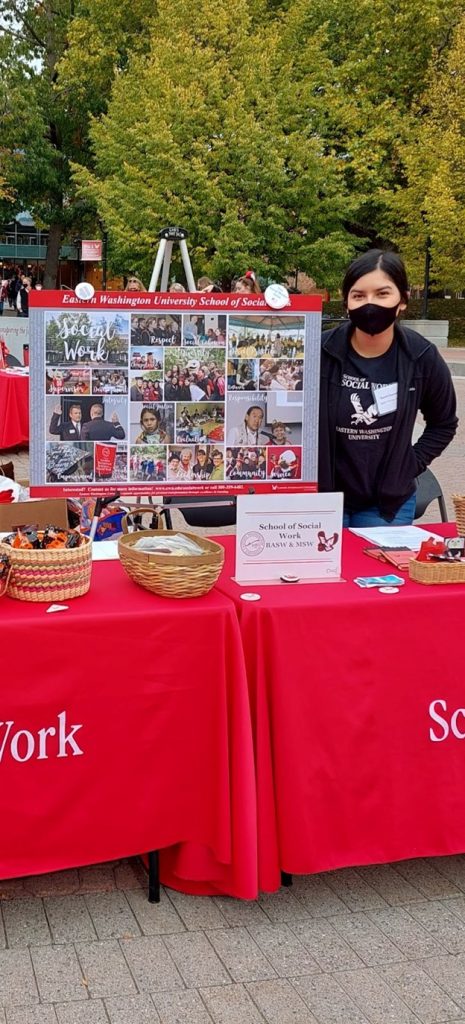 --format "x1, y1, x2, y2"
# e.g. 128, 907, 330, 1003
0, 279, 8, 315
8, 274, 21, 310
17, 276, 32, 317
